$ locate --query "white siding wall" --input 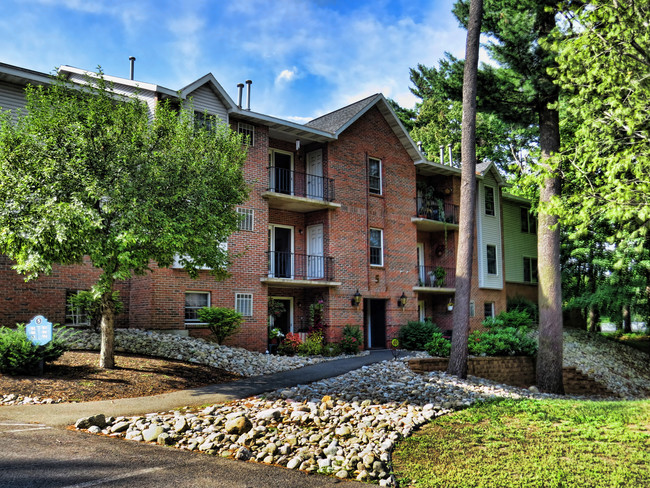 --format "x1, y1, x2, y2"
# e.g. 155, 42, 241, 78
476, 172, 503, 289
0, 80, 28, 115
186, 85, 228, 123
503, 199, 537, 283
67, 73, 158, 117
